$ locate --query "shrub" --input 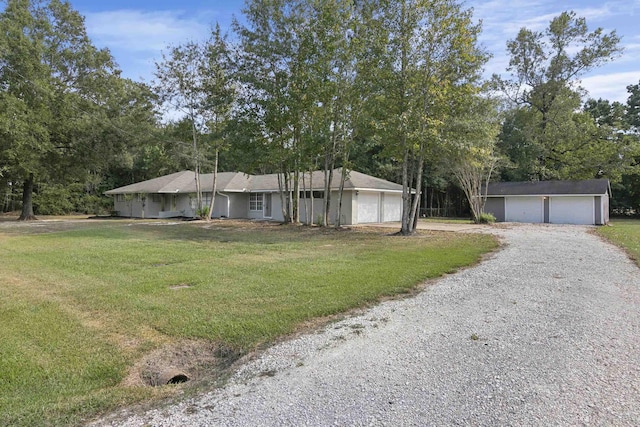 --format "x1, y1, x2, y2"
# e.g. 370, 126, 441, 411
475, 212, 496, 224
33, 183, 112, 215
33, 184, 74, 215
196, 206, 210, 218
